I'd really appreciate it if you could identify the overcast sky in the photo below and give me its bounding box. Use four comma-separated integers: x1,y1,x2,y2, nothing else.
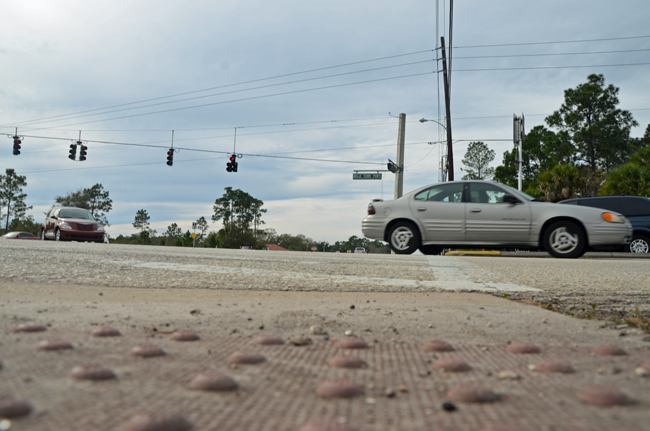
2,0,649,242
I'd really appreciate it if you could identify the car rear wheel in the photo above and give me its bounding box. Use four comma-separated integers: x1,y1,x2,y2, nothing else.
625,235,649,253
55,229,61,241
543,220,586,258
388,221,420,254
419,245,444,255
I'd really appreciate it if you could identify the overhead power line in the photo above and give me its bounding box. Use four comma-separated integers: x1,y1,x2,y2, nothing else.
451,48,650,60
11,60,435,130
444,62,650,72
1,49,433,129
17,72,434,129
452,34,650,49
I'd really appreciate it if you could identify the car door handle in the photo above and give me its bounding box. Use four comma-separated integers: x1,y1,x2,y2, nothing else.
470,208,482,213
417,207,426,211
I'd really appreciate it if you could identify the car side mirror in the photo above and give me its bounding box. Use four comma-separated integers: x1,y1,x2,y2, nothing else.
503,195,521,205
50,215,58,219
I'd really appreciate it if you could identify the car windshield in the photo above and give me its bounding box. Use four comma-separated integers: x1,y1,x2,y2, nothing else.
59,209,94,219
501,184,538,201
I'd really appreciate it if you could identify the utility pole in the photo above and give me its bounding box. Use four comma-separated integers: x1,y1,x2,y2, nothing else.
394,113,406,199
440,37,454,181
513,114,525,191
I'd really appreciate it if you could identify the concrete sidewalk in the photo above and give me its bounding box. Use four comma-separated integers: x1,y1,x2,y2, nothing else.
1,282,649,431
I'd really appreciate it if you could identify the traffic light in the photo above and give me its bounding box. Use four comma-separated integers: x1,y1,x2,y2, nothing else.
12,136,21,155
79,143,87,161
166,148,174,166
69,143,77,160
226,154,238,172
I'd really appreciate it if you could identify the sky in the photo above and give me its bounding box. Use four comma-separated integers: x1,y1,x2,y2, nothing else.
1,0,649,243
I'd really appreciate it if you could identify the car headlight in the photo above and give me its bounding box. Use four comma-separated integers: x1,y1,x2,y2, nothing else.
60,223,73,230
97,226,104,232
602,212,624,223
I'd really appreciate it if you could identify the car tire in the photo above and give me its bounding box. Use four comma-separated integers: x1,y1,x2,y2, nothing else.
388,221,420,254
40,229,46,241
625,234,649,253
543,220,586,259
419,245,444,255
55,229,61,242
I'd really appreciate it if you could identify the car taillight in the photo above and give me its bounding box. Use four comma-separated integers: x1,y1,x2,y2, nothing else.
368,204,376,215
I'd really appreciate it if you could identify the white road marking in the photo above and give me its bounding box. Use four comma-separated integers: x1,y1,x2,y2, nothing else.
427,256,542,292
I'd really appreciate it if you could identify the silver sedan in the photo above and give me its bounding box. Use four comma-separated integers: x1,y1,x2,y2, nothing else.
362,180,632,258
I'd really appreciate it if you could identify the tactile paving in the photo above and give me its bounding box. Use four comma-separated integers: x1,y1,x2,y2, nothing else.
0,326,648,431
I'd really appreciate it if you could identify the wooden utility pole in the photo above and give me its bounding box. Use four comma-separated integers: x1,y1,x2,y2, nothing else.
394,113,406,199
440,37,454,181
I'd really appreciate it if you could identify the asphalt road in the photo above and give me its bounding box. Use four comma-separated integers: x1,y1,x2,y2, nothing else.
2,240,648,323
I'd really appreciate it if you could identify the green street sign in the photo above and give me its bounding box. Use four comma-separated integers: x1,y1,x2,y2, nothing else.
353,173,382,180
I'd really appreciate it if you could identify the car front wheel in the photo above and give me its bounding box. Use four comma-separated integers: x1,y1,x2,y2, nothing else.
55,229,61,242
543,220,586,258
625,235,649,253
40,229,46,240
388,222,420,254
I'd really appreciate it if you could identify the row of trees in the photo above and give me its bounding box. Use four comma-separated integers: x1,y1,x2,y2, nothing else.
118,187,390,252
461,74,650,201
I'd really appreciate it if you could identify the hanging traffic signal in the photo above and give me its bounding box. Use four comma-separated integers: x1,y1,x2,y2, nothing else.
12,136,21,155
69,143,77,160
226,154,238,172
166,148,174,166
79,143,87,161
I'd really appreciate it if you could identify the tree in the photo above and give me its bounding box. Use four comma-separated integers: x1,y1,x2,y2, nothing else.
546,74,638,193
133,209,151,232
600,163,650,197
165,223,182,241
196,216,209,239
54,183,113,226
460,141,495,180
537,164,589,202
212,187,267,248
629,143,650,167
0,169,32,233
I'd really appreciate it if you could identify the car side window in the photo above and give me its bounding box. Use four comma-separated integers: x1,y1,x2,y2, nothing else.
425,183,464,202
414,189,429,201
468,183,508,204
622,197,650,216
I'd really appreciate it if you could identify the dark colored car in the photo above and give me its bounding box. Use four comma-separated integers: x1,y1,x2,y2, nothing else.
559,196,650,253
39,206,105,242
1,232,41,240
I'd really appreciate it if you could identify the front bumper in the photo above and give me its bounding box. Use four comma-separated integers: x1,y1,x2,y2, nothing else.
587,222,633,246
60,230,105,242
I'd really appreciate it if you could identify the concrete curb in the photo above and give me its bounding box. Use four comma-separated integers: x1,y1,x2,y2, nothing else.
445,250,650,258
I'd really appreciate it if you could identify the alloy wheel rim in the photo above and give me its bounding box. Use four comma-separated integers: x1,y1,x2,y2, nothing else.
391,227,413,250
549,227,578,254
629,239,649,253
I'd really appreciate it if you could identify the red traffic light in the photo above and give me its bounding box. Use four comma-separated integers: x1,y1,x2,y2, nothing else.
229,155,236,162
168,150,173,156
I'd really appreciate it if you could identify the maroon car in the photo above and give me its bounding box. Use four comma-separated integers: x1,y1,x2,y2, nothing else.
40,206,105,242
1,232,41,240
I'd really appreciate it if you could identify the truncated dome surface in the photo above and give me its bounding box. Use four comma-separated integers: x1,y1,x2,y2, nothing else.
0,328,648,431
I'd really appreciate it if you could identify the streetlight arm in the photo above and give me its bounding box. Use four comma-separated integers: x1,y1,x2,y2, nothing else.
419,118,447,130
